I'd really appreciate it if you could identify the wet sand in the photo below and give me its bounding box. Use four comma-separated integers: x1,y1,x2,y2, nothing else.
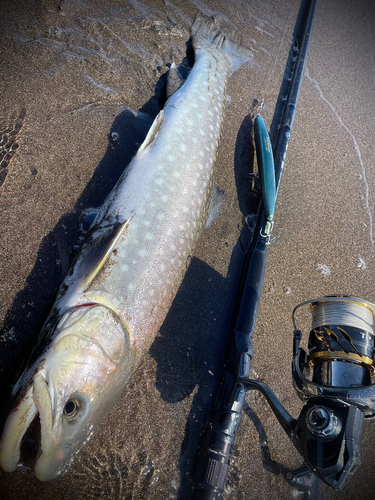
1,0,375,498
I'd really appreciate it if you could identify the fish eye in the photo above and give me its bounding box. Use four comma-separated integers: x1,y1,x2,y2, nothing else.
64,397,84,420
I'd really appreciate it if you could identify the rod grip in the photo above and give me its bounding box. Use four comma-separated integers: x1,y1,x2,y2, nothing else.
190,428,234,499
191,385,246,498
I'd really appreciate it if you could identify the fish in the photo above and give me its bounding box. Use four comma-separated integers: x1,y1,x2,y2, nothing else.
0,15,252,481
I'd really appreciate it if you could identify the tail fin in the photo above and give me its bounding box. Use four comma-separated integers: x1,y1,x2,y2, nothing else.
191,14,253,72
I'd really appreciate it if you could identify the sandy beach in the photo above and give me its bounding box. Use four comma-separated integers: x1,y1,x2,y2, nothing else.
0,0,375,498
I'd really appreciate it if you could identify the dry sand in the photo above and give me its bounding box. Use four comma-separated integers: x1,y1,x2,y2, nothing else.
0,0,374,498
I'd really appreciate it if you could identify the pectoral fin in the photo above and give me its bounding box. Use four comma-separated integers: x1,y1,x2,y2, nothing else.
79,209,99,233
76,219,130,291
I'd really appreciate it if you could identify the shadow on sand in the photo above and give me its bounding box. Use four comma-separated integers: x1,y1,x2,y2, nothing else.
148,111,260,498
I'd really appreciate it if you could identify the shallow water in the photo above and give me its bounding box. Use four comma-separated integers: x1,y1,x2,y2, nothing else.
1,0,375,498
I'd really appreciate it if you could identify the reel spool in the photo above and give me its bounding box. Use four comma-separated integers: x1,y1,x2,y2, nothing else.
308,297,375,387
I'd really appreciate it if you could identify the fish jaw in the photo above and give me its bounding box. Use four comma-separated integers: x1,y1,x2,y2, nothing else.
0,305,134,480
0,384,37,472
33,387,94,481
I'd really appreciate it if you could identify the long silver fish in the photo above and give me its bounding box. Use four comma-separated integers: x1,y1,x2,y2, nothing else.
0,16,252,481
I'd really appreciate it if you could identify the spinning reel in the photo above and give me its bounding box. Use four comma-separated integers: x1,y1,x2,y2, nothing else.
243,295,375,490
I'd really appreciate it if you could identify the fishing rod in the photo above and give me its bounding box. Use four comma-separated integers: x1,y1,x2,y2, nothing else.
190,0,318,493
192,0,375,495
189,0,322,496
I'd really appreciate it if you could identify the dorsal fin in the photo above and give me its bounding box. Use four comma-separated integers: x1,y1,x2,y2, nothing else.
167,63,183,97
137,110,164,153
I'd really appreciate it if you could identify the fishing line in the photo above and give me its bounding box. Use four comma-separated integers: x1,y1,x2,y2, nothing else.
311,300,374,333
365,0,375,92
257,0,299,115
293,296,375,379
293,296,375,332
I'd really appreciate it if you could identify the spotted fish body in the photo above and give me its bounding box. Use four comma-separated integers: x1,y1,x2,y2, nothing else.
0,17,252,481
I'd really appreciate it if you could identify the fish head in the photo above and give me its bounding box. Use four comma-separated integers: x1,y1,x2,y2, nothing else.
0,304,134,481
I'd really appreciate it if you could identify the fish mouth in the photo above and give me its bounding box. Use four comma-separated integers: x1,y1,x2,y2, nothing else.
0,383,38,473
19,412,41,469
0,371,56,478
